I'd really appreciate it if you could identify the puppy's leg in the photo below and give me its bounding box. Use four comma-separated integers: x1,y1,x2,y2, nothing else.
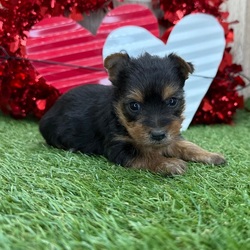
166,140,226,165
128,154,187,176
105,141,187,176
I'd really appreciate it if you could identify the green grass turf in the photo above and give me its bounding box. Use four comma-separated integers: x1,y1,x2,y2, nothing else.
0,105,250,250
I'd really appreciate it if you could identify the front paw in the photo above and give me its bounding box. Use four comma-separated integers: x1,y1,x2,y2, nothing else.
157,158,187,176
208,153,226,165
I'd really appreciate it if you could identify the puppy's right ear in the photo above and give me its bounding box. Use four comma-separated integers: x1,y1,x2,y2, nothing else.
104,53,130,84
168,53,194,80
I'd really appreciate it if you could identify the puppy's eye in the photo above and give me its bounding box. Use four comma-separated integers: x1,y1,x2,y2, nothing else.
166,97,178,107
129,102,141,112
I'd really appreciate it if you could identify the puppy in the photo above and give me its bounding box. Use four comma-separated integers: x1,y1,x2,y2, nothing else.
39,52,226,176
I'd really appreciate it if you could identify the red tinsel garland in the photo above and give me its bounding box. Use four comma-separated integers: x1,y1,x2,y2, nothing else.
0,0,246,125
0,0,110,118
157,0,245,125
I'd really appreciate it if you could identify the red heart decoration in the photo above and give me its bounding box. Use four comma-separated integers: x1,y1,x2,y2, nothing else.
26,4,159,93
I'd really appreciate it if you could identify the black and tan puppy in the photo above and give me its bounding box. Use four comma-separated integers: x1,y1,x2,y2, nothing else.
39,52,226,176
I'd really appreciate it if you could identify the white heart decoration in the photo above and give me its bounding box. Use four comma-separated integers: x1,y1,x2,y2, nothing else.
103,13,226,130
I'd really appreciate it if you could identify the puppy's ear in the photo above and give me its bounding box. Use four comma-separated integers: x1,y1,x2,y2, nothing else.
169,53,194,80
104,53,130,84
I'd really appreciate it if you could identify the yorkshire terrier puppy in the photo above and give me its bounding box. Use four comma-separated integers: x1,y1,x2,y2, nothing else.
39,52,226,176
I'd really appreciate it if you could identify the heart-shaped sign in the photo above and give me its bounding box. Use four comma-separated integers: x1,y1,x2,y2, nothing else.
103,13,226,130
26,4,158,93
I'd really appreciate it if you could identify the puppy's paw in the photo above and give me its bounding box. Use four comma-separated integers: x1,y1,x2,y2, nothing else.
157,158,187,176
208,153,226,165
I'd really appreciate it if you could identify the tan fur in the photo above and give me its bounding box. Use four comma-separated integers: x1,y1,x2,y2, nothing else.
126,147,187,175
115,102,146,142
127,89,144,103
166,118,184,140
165,140,226,165
125,138,225,175
162,86,178,100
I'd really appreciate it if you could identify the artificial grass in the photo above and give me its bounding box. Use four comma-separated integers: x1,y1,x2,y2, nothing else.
0,105,249,250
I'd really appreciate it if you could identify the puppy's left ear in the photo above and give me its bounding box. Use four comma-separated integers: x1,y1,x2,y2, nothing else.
104,53,130,85
169,53,194,79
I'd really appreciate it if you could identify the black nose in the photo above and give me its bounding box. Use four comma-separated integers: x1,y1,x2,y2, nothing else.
150,130,166,141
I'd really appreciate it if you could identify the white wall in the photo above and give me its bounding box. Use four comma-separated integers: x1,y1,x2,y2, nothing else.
226,0,250,97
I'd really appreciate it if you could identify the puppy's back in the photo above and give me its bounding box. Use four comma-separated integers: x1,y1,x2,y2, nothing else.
39,84,113,152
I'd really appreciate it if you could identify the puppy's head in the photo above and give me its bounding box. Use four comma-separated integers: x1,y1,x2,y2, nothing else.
104,52,194,146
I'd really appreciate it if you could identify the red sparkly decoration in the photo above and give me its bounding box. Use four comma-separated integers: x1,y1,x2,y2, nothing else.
0,0,246,125
0,0,110,118
158,0,246,125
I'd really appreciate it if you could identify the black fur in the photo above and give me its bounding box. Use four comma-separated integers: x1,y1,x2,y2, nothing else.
39,83,138,165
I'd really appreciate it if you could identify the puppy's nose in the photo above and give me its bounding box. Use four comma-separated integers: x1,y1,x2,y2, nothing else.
150,130,166,141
